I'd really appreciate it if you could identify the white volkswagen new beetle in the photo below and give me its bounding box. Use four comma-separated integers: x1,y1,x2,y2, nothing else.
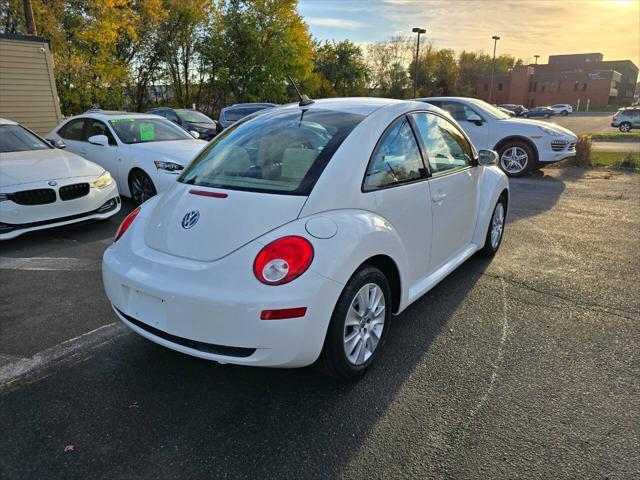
102,98,509,379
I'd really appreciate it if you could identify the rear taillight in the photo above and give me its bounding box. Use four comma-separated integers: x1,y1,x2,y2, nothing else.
253,236,314,285
114,206,141,242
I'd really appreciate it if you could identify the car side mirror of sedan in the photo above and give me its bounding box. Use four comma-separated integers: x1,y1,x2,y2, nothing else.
88,134,109,147
466,113,483,126
478,149,499,166
190,130,200,139
47,138,66,149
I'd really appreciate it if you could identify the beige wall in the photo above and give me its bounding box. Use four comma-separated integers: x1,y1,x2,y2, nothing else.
0,35,62,135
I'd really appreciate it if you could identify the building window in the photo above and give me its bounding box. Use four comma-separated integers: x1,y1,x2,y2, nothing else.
528,81,533,92
484,83,488,91
498,83,503,91
533,81,537,92
583,83,587,91
558,81,563,91
541,84,545,92
574,82,579,91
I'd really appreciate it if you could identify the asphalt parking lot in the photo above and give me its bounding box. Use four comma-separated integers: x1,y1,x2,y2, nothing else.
1,168,639,479
539,111,616,134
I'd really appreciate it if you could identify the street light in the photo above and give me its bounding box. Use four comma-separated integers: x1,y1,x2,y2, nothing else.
412,27,426,98
534,54,540,65
488,35,500,104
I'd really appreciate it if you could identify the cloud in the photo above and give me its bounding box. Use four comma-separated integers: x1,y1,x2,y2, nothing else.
305,17,366,29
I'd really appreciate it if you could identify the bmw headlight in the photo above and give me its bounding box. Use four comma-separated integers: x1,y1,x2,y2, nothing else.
538,125,563,137
90,171,113,188
154,161,184,172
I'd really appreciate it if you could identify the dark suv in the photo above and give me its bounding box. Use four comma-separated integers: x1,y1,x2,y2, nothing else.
219,103,276,129
146,108,220,140
499,104,527,116
611,107,640,132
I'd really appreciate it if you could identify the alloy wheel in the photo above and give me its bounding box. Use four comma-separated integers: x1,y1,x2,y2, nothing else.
131,173,156,205
500,147,529,174
491,203,505,249
343,283,385,365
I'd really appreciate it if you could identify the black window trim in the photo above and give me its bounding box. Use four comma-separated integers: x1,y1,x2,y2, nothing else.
410,110,477,179
361,113,429,193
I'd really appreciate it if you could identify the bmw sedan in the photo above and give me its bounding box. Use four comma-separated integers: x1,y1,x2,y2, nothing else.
0,118,120,240
102,98,509,380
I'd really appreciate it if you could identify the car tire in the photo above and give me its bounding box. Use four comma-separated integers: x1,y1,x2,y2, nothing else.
544,114,551,118
316,266,392,381
619,122,632,133
481,196,507,256
561,110,569,116
498,141,535,177
128,169,157,205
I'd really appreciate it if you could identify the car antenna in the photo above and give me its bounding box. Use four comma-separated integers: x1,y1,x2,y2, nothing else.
287,75,314,107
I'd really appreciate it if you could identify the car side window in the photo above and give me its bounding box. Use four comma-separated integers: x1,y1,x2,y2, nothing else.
58,119,86,141
411,112,473,176
86,120,117,145
363,116,425,191
437,102,479,123
166,110,179,123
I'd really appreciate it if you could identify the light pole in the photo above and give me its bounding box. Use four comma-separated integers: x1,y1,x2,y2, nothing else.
412,27,426,98
488,35,500,104
534,54,540,65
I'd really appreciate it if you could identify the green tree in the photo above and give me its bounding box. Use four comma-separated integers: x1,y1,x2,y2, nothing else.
313,40,369,97
366,35,412,98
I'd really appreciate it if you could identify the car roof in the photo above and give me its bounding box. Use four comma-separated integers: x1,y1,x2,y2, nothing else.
272,97,419,117
225,103,277,108
0,118,18,125
68,110,164,121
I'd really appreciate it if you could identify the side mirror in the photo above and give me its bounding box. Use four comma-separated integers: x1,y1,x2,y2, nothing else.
47,138,66,149
466,113,483,125
88,134,109,146
478,149,499,166
190,130,200,139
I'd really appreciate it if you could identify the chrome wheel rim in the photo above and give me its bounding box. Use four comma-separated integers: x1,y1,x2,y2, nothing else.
620,123,630,132
500,147,529,174
131,174,155,204
491,203,505,249
343,283,385,365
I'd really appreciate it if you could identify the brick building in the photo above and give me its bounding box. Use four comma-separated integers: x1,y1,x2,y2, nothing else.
476,53,638,108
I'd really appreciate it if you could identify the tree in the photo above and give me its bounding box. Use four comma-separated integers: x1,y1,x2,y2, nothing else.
366,35,412,98
313,40,369,97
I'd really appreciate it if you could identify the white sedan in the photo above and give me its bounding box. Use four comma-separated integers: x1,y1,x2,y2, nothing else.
47,111,207,205
417,97,578,177
102,98,508,380
0,118,120,240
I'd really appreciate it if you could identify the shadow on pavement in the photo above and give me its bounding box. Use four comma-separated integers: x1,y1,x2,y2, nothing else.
0,255,493,479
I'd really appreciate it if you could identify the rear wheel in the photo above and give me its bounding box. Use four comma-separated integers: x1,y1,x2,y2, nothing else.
128,170,157,205
498,141,535,177
561,110,569,116
481,197,507,256
317,266,391,381
619,122,632,133
544,113,551,118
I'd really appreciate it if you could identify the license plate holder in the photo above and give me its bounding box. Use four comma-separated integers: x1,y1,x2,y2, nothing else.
127,288,167,330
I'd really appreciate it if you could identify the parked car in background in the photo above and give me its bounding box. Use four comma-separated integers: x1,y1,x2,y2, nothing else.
416,97,577,177
497,106,515,117
146,107,221,140
521,106,555,118
47,110,207,205
103,97,508,380
0,118,120,240
499,104,527,116
551,104,573,116
611,107,640,132
219,103,276,129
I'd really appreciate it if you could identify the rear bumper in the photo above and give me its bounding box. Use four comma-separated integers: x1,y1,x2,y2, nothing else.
102,238,344,368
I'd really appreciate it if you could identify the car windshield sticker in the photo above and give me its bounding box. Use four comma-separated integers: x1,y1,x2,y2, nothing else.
110,118,135,123
139,123,155,141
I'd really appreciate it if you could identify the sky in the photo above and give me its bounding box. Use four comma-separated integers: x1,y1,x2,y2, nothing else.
298,0,640,67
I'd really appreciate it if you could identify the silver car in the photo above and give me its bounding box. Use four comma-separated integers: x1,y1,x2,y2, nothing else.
611,107,640,132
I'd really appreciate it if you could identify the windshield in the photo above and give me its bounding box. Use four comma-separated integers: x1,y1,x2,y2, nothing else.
0,124,51,153
109,118,193,144
467,98,512,120
176,110,215,124
179,108,364,195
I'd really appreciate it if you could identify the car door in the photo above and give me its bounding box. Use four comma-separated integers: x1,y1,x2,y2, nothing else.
82,119,120,177
429,100,490,150
362,115,433,287
411,111,480,271
56,118,88,157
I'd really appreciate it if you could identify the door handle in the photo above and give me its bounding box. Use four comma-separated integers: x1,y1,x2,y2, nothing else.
432,192,447,204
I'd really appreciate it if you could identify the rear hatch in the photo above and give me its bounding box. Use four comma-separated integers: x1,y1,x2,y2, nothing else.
144,184,306,261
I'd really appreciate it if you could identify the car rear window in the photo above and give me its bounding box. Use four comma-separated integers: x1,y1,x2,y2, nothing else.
179,108,364,195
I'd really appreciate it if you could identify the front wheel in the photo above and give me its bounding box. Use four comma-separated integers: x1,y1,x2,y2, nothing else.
317,266,391,381
561,110,569,116
128,170,157,205
498,142,534,177
619,122,632,133
481,197,507,256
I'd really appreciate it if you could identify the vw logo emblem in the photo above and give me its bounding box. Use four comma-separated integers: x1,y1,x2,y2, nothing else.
48,180,58,187
181,210,200,229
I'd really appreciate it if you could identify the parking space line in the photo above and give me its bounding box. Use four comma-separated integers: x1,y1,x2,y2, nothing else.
0,257,100,271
